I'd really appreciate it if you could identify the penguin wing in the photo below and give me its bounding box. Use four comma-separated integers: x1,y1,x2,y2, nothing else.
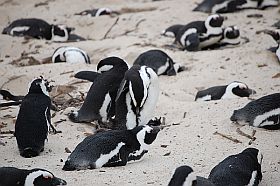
74,71,100,82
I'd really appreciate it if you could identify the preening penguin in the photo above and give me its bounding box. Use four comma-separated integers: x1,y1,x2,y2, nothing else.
0,167,67,186
195,81,255,101
2,18,73,42
133,49,185,76
75,7,113,17
114,65,159,130
15,77,57,158
69,57,129,123
62,124,161,171
230,93,280,130
208,148,263,186
52,46,91,64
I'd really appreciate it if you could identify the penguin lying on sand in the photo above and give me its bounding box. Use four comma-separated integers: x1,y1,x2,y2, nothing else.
263,29,280,61
0,167,67,186
161,24,184,38
62,122,161,171
195,81,255,101
75,7,114,17
2,18,74,42
52,46,91,64
15,77,58,158
69,57,129,123
169,166,215,186
133,49,185,76
0,89,24,107
231,93,280,130
208,148,263,186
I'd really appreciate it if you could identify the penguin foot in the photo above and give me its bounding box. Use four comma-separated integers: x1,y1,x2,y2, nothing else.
20,147,40,158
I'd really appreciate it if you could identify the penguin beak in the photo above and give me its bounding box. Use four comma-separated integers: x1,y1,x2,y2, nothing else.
51,177,67,185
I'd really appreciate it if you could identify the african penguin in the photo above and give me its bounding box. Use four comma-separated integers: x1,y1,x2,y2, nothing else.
230,93,280,130
75,7,113,17
69,56,129,123
195,81,256,101
240,0,279,9
133,49,185,76
2,18,73,42
175,14,224,51
114,65,159,130
62,123,161,171
0,89,24,107
161,24,184,38
208,148,263,186
15,77,58,158
52,46,91,64
169,166,215,186
193,0,247,13
0,167,67,186
264,29,280,61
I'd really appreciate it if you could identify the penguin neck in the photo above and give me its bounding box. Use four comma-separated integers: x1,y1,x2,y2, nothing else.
221,84,240,99
51,26,69,42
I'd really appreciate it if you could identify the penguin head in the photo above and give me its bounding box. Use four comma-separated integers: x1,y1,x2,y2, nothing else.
52,46,67,63
205,14,224,29
26,169,67,186
226,81,256,98
51,25,73,42
28,77,53,96
223,26,240,45
132,125,160,149
97,56,129,73
168,166,197,186
241,148,263,165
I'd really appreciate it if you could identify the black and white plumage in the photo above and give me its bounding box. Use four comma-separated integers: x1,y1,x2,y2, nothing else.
169,166,215,186
75,7,113,17
161,24,184,38
114,65,159,130
0,167,67,186
230,93,280,130
15,77,57,158
208,148,263,186
133,49,185,76
195,81,255,101
62,123,160,171
0,89,24,107
2,18,73,42
264,29,280,61
240,0,279,10
69,57,129,123
175,14,224,51
52,46,91,64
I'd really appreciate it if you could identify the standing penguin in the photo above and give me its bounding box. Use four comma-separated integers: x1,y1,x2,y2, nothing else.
114,65,159,130
62,123,161,171
230,93,280,130
264,29,280,62
69,57,129,123
208,148,263,186
2,18,73,42
169,166,215,186
0,167,67,186
133,49,185,76
75,7,113,17
52,46,91,64
15,77,57,158
195,81,256,101
175,14,224,51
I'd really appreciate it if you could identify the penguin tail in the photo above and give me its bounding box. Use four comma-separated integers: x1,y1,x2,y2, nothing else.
62,160,77,171
20,147,40,158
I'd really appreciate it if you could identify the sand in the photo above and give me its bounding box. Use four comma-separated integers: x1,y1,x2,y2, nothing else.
0,0,280,185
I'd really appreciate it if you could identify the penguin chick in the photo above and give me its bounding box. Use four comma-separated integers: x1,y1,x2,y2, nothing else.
62,125,160,171
52,46,91,64
15,77,57,158
0,167,67,186
2,18,73,42
230,93,280,130
195,81,256,101
208,148,263,186
133,49,185,76
114,65,159,130
75,7,113,17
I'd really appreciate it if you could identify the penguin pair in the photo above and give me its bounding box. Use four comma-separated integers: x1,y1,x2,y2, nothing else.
169,148,262,186
133,49,185,76
75,7,113,17
15,77,58,158
231,93,280,130
195,81,256,101
52,46,91,64
2,18,74,42
62,121,161,171
263,29,280,62
0,167,67,186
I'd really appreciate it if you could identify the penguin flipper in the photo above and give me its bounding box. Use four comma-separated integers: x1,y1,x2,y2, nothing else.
74,71,100,82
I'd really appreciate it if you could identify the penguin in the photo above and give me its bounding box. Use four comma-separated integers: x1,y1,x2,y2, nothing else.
195,81,256,101
52,46,91,64
75,7,113,17
133,49,185,76
240,0,279,10
62,123,161,171
175,14,224,51
263,29,280,61
68,57,129,123
230,93,280,130
2,18,74,42
208,148,263,186
169,166,215,186
15,77,58,158
0,167,67,186
161,24,184,38
0,89,24,107
114,65,159,130
193,0,247,13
